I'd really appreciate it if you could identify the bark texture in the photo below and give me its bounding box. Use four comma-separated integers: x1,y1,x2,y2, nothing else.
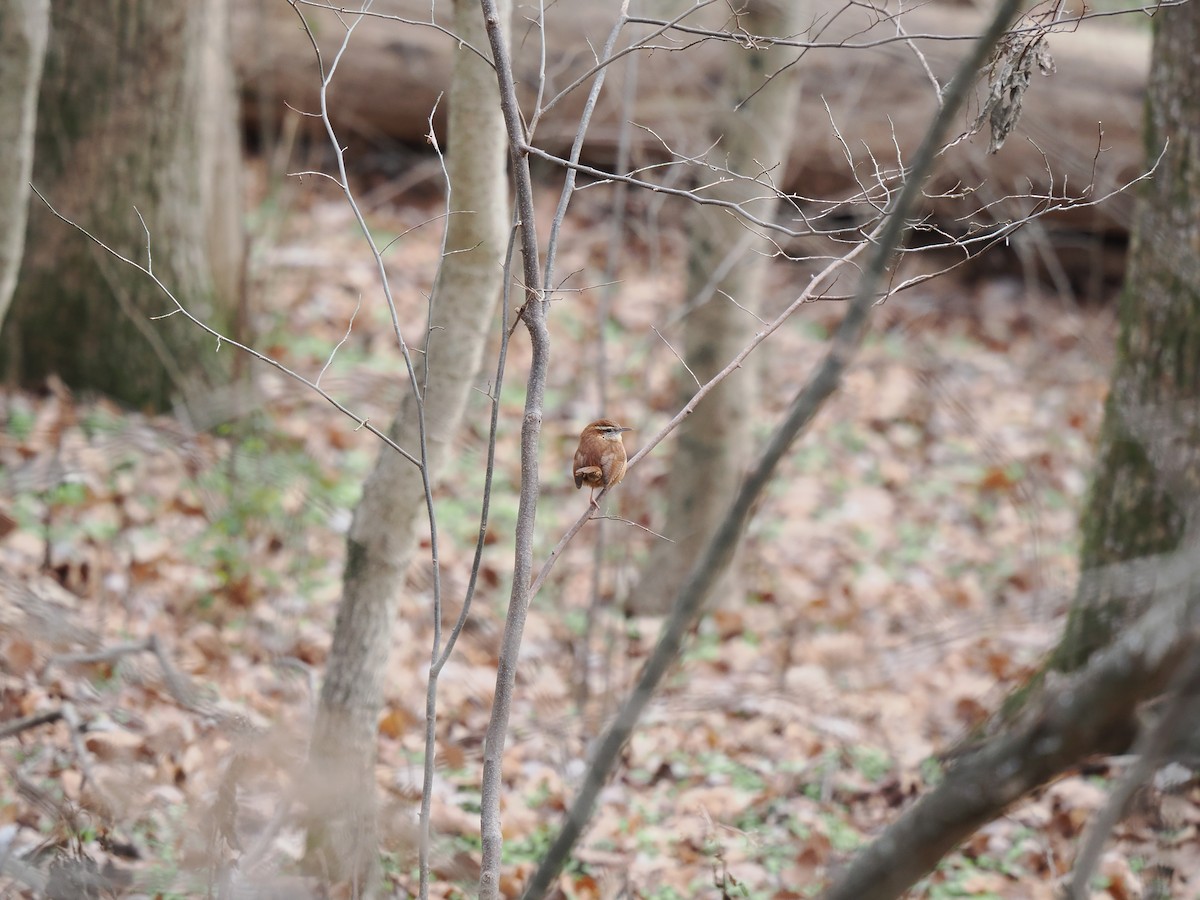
1,0,242,413
0,0,49,325
631,0,802,613
1051,0,1200,672
305,0,510,885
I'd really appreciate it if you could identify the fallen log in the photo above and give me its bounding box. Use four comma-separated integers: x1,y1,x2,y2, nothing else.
235,1,1148,240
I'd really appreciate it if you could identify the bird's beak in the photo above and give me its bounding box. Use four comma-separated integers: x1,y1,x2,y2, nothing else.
618,426,633,433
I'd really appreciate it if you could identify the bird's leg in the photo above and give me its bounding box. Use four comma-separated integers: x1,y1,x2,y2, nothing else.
589,488,600,510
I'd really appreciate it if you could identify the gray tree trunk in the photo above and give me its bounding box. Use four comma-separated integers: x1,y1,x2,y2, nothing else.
0,0,242,414
632,0,803,614
0,0,49,326
305,0,511,886
1049,0,1200,674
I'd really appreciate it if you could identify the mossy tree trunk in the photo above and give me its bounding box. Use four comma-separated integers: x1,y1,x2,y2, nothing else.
1049,0,1200,673
1,0,242,414
632,0,802,614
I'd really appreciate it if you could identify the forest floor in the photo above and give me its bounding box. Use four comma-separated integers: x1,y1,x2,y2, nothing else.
1,159,1197,899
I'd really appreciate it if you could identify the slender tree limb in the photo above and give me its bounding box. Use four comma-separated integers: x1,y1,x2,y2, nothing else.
291,0,494,65
48,639,155,668
541,2,627,296
29,186,420,468
476,0,553,894
624,1,1184,49
535,1,718,123
575,43,639,722
1067,645,1200,899
419,218,520,898
434,220,520,679
821,581,1200,900
415,72,459,899
47,634,206,715
525,138,1143,245
0,708,64,741
528,230,875,598
519,0,1024,894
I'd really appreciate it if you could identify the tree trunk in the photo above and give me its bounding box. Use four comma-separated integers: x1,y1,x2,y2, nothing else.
631,0,803,614
1050,0,1200,673
0,0,243,414
0,0,49,325
304,0,511,886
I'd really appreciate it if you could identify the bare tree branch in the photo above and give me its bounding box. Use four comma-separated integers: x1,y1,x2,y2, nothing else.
821,577,1200,900
519,0,1026,895
0,708,64,741
29,186,420,467
1067,647,1200,899
625,0,1186,50
476,0,553,893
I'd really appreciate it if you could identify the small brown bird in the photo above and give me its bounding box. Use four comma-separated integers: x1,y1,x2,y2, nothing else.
573,418,633,508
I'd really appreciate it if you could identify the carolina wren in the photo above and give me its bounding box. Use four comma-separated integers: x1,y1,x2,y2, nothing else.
573,419,633,508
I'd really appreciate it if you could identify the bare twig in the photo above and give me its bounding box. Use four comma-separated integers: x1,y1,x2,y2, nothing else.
650,326,701,388
590,514,673,543
48,638,155,668
529,229,875,598
418,215,520,896
520,0,1025,894
47,635,213,717
29,186,421,468
291,0,493,65
477,0,553,895
316,293,362,388
0,708,64,741
821,584,1200,900
60,704,105,806
576,44,641,723
1068,646,1200,899
434,221,519,679
414,88,457,900
895,0,943,104
624,1,1184,49
541,2,628,299
536,1,720,122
